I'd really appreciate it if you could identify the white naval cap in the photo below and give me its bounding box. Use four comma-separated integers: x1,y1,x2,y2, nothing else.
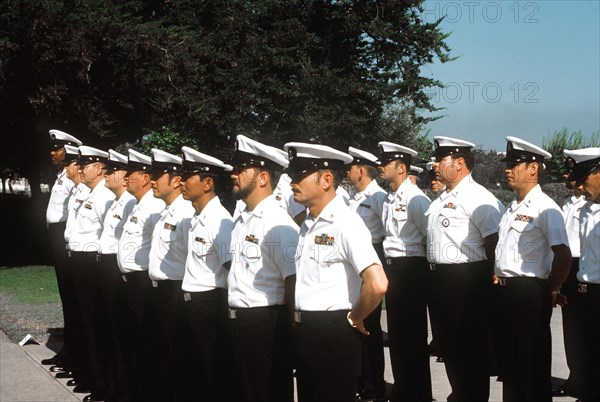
127,149,152,173
181,146,233,173
77,145,109,165
106,149,128,171
377,141,418,165
63,144,80,163
564,148,600,183
501,136,551,163
233,135,289,169
433,136,475,159
150,148,184,175
49,129,83,149
347,146,379,167
283,142,353,177
409,165,424,174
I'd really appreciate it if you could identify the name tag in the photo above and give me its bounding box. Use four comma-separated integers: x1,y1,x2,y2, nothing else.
515,214,534,223
194,237,206,244
245,234,259,244
130,216,138,223
84,203,92,210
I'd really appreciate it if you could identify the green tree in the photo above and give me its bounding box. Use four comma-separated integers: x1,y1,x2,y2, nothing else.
542,128,600,183
1,0,451,188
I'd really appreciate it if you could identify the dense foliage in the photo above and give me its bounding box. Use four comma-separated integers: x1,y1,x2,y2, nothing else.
1,0,452,191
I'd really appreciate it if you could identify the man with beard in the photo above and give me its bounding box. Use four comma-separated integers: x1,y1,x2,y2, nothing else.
227,135,298,402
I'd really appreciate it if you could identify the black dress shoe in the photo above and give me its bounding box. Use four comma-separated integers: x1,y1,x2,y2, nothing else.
83,393,105,402
551,386,566,397
66,379,78,386
41,355,61,365
73,384,91,393
55,371,74,379
49,365,66,372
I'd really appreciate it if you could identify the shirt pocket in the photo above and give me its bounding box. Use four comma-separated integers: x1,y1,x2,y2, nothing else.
192,238,215,260
510,219,535,233
160,226,178,243
437,208,460,229
310,245,342,283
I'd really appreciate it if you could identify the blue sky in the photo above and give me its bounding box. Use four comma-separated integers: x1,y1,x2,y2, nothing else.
420,0,600,152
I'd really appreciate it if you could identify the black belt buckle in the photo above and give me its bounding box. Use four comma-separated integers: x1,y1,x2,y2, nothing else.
228,309,237,319
578,283,588,293
498,277,507,286
429,263,436,271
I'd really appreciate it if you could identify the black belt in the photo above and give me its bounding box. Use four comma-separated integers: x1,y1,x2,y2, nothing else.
151,279,182,288
95,253,117,262
497,276,547,287
68,250,99,260
183,288,222,302
578,282,600,294
227,305,284,320
121,270,148,282
294,309,349,323
385,256,425,265
429,261,486,271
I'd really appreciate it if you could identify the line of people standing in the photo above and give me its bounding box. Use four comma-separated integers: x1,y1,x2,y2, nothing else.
43,127,599,402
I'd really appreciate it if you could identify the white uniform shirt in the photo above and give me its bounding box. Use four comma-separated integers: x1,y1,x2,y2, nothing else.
228,195,298,308
349,180,386,244
578,201,600,284
382,178,430,257
46,169,75,224
99,191,136,255
117,190,165,273
148,195,194,281
426,174,504,264
563,195,586,258
64,183,91,242
182,196,234,292
295,195,381,311
495,185,569,278
68,179,115,252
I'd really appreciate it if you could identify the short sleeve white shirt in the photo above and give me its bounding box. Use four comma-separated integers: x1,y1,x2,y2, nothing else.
46,169,75,224
563,195,586,258
495,185,569,278
182,196,234,292
148,195,194,281
228,195,299,308
578,201,600,284
117,190,165,273
295,195,382,311
64,183,91,242
99,191,136,255
426,174,504,264
349,180,387,243
68,179,115,252
382,178,431,257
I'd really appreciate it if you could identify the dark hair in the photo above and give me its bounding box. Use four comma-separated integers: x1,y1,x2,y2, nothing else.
256,167,281,191
450,150,475,170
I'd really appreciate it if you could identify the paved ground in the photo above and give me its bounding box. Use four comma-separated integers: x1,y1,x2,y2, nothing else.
1,308,579,402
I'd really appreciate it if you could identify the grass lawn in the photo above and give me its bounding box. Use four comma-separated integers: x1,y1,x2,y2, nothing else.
0,265,60,304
